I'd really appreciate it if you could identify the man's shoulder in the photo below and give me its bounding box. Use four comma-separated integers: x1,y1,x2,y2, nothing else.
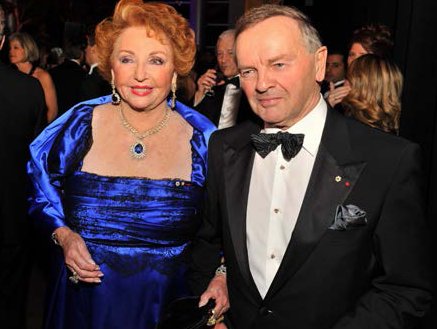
49,60,86,77
341,113,419,155
211,120,260,145
0,63,43,93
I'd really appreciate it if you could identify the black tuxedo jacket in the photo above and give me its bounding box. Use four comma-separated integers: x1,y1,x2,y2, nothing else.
190,108,433,329
49,59,87,116
78,68,111,102
194,81,261,127
0,62,46,244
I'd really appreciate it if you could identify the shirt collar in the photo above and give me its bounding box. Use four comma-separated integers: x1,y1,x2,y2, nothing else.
88,63,98,75
262,94,327,157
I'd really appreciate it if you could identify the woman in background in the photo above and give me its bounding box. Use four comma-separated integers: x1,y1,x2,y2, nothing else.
342,53,403,134
9,32,58,122
27,0,227,328
327,24,394,108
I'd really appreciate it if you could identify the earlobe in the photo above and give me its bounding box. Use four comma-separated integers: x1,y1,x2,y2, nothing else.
315,46,328,82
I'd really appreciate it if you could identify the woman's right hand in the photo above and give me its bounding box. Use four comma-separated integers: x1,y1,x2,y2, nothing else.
53,226,104,283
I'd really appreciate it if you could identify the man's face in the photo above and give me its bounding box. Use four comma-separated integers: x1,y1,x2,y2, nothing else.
216,34,238,78
325,54,345,83
85,43,97,66
236,16,326,129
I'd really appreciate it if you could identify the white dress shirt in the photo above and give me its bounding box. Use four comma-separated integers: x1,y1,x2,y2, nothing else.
218,80,242,129
246,95,327,298
88,63,98,75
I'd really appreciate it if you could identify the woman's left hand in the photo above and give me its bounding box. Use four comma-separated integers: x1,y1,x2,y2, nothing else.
199,274,229,321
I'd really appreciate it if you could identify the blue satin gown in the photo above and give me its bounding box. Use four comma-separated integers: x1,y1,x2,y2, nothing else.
27,96,216,329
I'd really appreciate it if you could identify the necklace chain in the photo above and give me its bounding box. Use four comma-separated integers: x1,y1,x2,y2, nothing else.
118,103,171,140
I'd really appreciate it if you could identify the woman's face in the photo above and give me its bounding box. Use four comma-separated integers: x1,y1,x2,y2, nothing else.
9,39,26,64
111,26,175,112
347,42,368,66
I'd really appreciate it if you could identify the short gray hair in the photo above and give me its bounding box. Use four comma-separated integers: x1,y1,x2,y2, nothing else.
217,29,235,43
235,4,322,53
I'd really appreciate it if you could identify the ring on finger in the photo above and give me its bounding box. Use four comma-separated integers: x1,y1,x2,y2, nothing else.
207,313,224,326
68,270,79,284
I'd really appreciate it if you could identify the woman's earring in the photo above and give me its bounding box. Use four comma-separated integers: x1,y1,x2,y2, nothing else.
111,76,121,105
171,74,177,109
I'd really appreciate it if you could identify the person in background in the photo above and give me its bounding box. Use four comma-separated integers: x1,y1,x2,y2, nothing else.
189,4,433,328
193,29,259,128
27,1,227,328
9,32,58,122
322,48,346,96
342,53,403,134
0,3,47,328
176,70,197,106
78,27,111,101
347,23,394,65
45,47,64,70
327,23,394,108
49,38,87,116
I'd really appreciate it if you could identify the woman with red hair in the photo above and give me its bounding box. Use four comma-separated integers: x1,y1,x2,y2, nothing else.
27,1,227,328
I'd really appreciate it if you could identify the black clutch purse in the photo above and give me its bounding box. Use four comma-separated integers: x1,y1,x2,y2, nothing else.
156,296,217,329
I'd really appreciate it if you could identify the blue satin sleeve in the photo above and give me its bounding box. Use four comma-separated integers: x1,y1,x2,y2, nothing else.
27,96,109,236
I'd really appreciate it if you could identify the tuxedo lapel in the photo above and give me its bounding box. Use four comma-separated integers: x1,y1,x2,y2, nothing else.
265,110,367,300
223,122,261,294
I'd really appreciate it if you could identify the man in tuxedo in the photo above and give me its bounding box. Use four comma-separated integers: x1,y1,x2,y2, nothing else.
193,29,259,128
49,40,87,116
321,48,346,98
79,29,111,101
0,4,46,327
190,4,433,329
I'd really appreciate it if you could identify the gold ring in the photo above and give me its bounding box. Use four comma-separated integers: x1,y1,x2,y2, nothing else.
207,310,224,326
68,271,79,284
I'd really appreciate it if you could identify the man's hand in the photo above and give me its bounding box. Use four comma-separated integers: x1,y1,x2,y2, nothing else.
193,69,224,106
327,80,351,107
199,274,230,321
197,69,218,95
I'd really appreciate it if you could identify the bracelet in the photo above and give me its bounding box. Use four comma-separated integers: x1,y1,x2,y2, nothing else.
215,264,227,276
51,232,61,246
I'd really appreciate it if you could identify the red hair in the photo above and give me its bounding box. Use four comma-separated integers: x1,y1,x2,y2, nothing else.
95,0,195,81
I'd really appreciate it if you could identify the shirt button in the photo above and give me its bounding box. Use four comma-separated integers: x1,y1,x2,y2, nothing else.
280,165,285,170
273,208,279,214
270,254,276,259
175,181,181,187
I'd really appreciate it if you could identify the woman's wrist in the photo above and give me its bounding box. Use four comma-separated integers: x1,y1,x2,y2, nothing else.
51,226,72,247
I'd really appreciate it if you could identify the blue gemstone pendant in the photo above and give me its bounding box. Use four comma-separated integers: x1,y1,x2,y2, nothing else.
130,141,146,159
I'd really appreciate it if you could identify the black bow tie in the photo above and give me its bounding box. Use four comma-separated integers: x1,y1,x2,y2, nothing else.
251,132,304,161
225,76,240,88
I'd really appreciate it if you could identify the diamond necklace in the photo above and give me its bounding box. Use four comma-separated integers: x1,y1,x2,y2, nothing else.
118,103,171,159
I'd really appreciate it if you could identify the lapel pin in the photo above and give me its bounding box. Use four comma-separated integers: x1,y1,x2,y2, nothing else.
335,175,342,182
345,181,351,187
